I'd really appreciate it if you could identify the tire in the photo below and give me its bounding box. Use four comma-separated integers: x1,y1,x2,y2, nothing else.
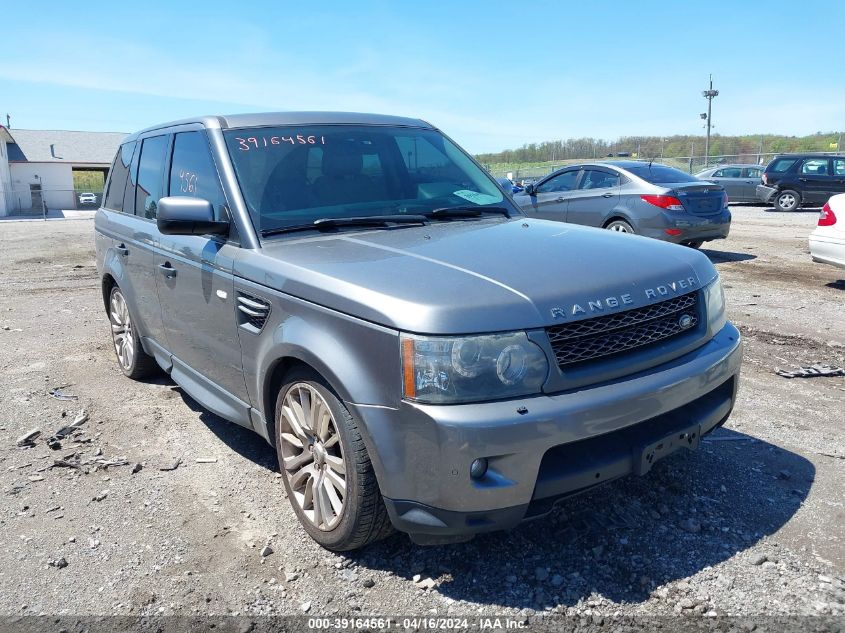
275,368,393,551
605,219,635,234
108,285,159,380
684,240,704,249
774,189,800,212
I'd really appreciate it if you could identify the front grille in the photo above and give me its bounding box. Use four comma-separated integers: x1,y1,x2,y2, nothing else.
547,292,698,368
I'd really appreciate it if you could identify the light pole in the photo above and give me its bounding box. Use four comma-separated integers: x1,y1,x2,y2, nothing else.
701,74,719,168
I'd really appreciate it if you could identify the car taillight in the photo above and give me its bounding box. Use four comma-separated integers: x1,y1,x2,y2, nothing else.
762,173,768,185
641,194,684,211
819,202,837,226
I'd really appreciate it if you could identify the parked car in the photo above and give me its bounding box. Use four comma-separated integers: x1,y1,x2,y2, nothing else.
495,177,524,194
512,161,731,248
95,113,741,550
756,154,845,211
78,192,97,205
809,194,845,270
695,164,763,202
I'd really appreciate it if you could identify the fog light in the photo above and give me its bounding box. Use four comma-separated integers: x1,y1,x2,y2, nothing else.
470,458,488,480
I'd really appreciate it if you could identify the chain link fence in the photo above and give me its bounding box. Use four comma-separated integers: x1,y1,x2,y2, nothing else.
486,151,844,182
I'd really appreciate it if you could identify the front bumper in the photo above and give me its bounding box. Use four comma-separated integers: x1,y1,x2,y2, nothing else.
757,184,777,203
349,323,742,538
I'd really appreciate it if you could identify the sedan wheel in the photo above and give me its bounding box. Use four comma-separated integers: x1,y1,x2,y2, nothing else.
280,383,347,531
606,219,635,234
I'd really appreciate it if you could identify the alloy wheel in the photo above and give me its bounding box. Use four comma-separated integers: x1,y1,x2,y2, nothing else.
279,383,346,531
110,290,134,371
608,222,632,233
778,193,796,209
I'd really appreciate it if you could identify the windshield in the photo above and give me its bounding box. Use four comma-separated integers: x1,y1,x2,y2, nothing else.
626,164,698,184
223,125,507,234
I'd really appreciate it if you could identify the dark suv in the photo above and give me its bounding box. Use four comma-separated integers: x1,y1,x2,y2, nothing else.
756,154,845,211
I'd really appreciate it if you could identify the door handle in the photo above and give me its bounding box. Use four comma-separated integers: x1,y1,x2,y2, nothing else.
115,243,128,256
556,197,565,203
799,177,808,182
602,192,614,198
158,262,177,278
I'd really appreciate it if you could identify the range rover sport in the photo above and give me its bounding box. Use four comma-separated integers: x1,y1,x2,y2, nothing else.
95,112,742,550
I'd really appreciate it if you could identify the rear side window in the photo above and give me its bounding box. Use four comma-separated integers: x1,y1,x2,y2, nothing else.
800,159,829,175
135,135,170,219
742,167,762,178
103,142,136,212
834,159,845,176
767,158,797,173
714,167,741,178
578,169,620,190
169,132,227,221
626,165,697,184
537,170,578,193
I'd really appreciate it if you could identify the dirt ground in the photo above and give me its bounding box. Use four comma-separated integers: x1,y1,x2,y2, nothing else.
0,206,843,622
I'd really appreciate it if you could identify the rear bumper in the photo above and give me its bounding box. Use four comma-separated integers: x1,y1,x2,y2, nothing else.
757,184,778,203
641,209,731,244
809,233,845,270
352,322,742,539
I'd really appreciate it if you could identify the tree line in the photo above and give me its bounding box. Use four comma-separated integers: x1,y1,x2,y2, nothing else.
475,132,842,164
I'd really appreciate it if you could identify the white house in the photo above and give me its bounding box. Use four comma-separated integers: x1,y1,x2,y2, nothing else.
0,126,126,216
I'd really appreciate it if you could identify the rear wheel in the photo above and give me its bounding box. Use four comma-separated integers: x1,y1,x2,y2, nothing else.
774,189,800,212
275,368,393,551
605,219,635,234
108,285,158,379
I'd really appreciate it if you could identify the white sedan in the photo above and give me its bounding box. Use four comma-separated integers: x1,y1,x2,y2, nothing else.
810,194,845,270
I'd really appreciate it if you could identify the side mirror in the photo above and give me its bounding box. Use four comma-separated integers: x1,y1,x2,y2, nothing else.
524,183,535,195
157,196,229,236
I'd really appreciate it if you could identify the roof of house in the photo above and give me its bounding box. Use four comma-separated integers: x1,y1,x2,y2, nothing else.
5,129,127,165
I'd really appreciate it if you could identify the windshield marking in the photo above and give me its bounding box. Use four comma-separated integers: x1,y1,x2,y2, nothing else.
234,135,326,151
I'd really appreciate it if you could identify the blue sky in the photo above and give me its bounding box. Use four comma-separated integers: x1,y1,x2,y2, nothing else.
1,0,843,153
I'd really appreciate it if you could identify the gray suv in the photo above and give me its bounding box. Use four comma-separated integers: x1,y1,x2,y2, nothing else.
95,112,742,550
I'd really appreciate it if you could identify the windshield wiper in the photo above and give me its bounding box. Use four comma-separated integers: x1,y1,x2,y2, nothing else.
428,205,511,219
260,214,428,237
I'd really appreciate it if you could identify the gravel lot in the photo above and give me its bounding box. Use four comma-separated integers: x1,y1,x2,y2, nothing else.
1,206,843,623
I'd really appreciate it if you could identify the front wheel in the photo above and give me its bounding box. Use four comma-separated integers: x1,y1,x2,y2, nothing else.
774,190,800,212
275,369,393,551
605,219,635,234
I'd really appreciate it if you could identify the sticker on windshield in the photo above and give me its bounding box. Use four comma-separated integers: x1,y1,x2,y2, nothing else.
453,190,500,205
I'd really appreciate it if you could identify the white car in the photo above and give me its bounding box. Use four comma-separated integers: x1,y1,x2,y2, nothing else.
78,192,97,205
809,193,845,270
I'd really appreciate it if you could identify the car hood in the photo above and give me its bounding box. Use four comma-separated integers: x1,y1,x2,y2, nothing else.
241,218,718,334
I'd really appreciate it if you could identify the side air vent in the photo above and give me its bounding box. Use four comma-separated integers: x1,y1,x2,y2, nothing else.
237,293,271,333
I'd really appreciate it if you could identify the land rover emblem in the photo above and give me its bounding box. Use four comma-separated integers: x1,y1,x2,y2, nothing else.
678,314,694,329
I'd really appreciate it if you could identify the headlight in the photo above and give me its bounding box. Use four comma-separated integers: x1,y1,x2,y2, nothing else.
704,275,726,333
401,332,548,404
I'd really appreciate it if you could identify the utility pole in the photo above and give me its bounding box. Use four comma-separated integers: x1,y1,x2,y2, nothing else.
701,74,719,167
